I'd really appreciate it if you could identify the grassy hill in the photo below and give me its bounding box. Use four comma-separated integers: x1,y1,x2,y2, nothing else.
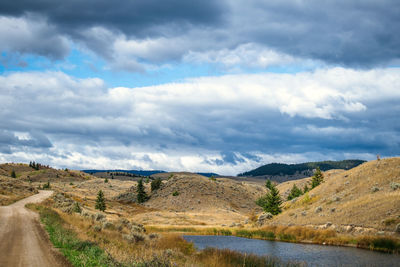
273,158,400,233
238,160,366,182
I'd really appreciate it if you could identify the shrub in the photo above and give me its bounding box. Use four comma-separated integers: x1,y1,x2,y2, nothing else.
95,190,106,212
287,184,303,200
104,178,108,183
10,170,16,178
73,202,82,213
311,167,324,188
172,191,179,196
42,181,51,189
151,178,162,192
136,179,148,203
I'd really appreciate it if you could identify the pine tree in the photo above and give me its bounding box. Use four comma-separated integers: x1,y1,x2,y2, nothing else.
151,178,162,192
311,167,324,188
257,183,282,215
95,190,106,212
265,179,273,190
104,178,108,183
287,184,303,200
137,179,148,203
11,170,16,178
303,184,310,193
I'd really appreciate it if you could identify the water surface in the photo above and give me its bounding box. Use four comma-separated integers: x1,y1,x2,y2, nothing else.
184,235,400,267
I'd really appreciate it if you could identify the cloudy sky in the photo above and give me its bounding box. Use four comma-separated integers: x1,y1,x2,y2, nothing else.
0,1,399,175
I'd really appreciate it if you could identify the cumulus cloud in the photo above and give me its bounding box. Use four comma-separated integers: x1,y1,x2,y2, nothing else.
0,68,399,173
1,0,399,70
0,15,69,60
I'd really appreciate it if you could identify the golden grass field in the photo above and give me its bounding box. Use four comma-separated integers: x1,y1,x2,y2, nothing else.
1,157,400,265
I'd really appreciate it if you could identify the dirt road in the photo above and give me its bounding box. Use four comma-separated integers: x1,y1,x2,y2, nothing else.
0,190,68,267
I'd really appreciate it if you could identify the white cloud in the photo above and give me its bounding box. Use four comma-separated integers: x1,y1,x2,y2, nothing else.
0,68,399,174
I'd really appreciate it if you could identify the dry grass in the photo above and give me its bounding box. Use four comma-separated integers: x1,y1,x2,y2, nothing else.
273,158,400,232
0,175,37,205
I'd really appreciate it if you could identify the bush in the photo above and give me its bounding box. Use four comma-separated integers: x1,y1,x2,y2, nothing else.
151,178,162,192
95,190,106,212
73,202,82,213
287,184,303,200
311,167,324,188
42,181,51,189
10,170,16,178
137,179,148,203
172,191,179,196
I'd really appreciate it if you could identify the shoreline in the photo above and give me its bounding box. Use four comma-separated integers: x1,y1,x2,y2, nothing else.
147,225,400,254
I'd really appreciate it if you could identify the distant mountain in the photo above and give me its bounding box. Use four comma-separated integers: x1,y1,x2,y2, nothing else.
82,169,219,178
196,172,219,178
238,160,366,181
82,169,166,176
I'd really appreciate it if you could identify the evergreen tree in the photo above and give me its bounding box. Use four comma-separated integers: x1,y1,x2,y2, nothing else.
11,170,16,178
265,179,273,190
151,178,162,192
104,178,108,183
287,184,303,200
303,184,310,193
95,190,106,212
256,183,282,215
136,179,148,203
311,167,324,188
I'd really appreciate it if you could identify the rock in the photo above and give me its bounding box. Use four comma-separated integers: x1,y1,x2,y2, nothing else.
371,186,380,193
315,206,322,213
257,212,273,225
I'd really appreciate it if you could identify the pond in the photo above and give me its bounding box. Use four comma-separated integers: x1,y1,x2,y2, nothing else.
184,235,400,267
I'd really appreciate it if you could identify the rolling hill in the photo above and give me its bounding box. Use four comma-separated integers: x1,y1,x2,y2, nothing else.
238,159,366,182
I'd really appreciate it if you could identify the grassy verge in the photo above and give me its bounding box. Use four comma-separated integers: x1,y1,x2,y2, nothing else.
148,225,400,253
28,204,116,267
28,204,303,267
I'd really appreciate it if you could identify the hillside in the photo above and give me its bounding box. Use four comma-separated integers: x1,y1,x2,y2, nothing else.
238,159,366,182
270,158,400,234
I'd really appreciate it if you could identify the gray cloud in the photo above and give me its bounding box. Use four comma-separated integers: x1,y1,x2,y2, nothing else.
0,15,69,59
0,68,399,173
1,0,399,69
0,0,225,36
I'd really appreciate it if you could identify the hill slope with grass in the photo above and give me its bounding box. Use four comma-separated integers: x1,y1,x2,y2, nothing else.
270,158,400,234
238,159,366,182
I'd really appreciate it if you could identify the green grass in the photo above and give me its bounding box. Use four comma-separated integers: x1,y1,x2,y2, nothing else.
35,206,116,267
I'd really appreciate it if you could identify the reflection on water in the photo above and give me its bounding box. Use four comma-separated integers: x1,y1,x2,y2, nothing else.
184,235,400,267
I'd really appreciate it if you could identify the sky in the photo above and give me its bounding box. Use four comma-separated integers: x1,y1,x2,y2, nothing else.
0,0,399,175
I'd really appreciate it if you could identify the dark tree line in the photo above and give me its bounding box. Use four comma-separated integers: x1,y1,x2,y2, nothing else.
29,161,49,170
